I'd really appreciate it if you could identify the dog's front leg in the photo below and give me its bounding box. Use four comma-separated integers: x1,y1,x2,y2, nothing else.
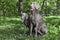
34,23,38,38
30,23,33,36
24,27,26,34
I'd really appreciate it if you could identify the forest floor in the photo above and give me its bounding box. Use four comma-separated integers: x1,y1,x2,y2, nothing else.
0,16,60,40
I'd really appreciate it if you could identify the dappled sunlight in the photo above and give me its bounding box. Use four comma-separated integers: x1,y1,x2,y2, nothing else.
44,16,60,18
0,16,22,30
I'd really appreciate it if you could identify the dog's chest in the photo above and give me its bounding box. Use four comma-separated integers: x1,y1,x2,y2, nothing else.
31,14,41,24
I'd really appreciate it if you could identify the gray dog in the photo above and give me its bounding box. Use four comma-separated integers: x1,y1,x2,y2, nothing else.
30,2,47,37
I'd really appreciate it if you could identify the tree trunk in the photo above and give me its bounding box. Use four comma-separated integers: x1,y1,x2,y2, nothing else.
56,0,60,9
18,0,23,16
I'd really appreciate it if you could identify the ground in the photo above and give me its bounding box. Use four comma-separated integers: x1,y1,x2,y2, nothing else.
0,16,60,40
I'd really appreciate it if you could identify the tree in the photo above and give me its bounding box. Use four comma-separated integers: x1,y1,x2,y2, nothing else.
18,0,23,16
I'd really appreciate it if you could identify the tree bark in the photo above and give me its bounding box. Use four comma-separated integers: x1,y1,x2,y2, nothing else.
56,0,60,9
18,0,23,15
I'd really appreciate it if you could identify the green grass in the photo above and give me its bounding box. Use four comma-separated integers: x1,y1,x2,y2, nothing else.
0,16,60,40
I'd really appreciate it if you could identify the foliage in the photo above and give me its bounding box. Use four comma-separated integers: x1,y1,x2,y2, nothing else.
0,0,60,16
0,0,18,16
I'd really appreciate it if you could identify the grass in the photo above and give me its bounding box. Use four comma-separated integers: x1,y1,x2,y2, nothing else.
0,16,60,40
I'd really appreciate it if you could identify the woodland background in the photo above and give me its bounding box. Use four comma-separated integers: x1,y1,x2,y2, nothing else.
0,0,60,40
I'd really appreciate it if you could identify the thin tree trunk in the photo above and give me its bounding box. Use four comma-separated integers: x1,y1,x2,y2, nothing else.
18,0,23,16
41,0,46,10
41,0,48,16
56,0,60,9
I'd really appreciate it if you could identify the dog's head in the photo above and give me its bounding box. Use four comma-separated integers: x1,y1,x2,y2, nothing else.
21,13,28,23
30,2,39,11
